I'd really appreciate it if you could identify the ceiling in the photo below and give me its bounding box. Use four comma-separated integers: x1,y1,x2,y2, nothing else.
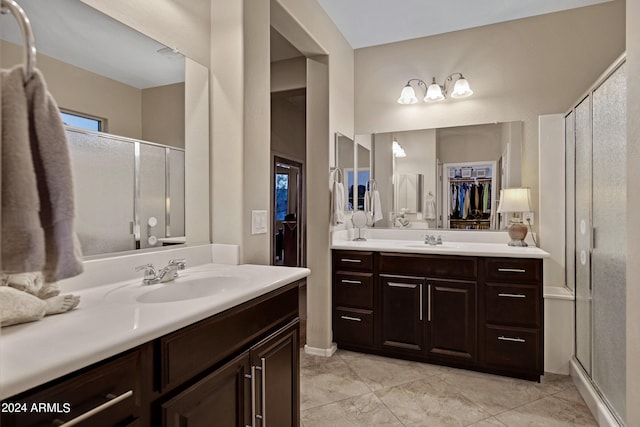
315,0,614,49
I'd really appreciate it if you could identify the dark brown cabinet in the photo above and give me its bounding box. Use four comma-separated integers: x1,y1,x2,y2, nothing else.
2,281,302,427
426,279,476,362
162,351,251,427
0,348,144,427
332,250,543,381
380,274,425,354
162,321,299,427
482,257,543,378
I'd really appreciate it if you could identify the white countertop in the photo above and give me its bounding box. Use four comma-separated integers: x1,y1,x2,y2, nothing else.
0,263,310,399
332,235,549,259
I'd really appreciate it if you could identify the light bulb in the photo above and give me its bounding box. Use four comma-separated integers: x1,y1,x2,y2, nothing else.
424,79,445,102
451,77,473,98
397,84,418,104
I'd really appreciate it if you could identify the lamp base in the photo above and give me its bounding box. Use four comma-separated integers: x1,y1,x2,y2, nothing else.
507,222,528,247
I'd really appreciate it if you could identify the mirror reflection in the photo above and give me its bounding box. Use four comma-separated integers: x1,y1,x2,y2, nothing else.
371,121,523,230
1,0,187,256
335,133,354,211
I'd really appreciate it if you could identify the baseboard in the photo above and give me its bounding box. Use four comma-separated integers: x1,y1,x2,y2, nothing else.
304,343,337,357
570,358,623,426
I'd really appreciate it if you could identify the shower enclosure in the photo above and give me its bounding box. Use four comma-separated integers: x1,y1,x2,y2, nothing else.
67,128,185,257
565,57,626,424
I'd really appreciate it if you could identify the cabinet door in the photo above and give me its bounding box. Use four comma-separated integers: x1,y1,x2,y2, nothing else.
162,351,251,427
250,321,300,427
426,279,477,362
380,275,425,354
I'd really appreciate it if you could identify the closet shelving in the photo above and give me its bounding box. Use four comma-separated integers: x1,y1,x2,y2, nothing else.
442,162,497,230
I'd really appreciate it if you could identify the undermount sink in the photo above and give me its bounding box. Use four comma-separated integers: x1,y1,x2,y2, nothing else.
105,273,248,304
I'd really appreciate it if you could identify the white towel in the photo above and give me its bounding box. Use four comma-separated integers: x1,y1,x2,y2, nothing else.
370,190,383,223
424,195,436,220
331,179,346,225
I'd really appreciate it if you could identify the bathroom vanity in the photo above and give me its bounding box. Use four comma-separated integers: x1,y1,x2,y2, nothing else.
332,230,548,381
0,263,309,427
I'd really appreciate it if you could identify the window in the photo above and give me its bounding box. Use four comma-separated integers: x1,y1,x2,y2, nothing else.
275,173,289,221
60,111,104,132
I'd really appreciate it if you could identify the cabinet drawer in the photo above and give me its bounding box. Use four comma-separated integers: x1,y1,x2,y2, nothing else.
485,258,541,282
485,326,541,372
2,350,141,427
485,283,540,327
334,308,374,347
334,272,373,308
159,284,298,391
379,253,477,279
333,251,374,271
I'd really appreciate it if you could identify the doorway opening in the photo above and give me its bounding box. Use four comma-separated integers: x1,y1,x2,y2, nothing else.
273,157,304,267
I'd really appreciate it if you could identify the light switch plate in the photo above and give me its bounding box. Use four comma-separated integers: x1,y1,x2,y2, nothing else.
251,210,268,235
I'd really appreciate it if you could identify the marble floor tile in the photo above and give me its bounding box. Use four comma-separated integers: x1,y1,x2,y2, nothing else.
299,350,597,426
495,395,598,426
439,368,550,415
467,418,507,427
301,393,403,427
337,350,448,391
300,351,372,410
376,378,492,426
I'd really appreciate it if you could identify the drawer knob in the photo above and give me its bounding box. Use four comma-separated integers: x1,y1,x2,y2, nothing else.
340,315,362,322
497,268,526,273
341,258,362,263
341,279,362,285
497,293,526,299
497,336,526,343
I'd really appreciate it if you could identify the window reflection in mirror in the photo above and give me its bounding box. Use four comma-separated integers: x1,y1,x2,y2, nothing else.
1,0,189,256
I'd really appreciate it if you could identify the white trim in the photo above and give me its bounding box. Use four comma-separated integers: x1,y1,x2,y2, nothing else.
304,343,338,357
570,358,622,427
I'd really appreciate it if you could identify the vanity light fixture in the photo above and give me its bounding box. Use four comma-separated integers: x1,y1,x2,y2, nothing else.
397,73,473,104
497,187,532,247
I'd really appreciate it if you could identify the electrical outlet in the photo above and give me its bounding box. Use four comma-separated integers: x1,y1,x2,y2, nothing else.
523,211,534,226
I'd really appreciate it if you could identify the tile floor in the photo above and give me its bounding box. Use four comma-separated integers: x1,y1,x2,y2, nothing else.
300,349,597,427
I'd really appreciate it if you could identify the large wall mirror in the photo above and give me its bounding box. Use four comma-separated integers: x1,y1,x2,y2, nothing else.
368,121,523,230
1,0,209,257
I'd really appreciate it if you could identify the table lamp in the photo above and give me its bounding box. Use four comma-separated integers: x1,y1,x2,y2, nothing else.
497,187,532,247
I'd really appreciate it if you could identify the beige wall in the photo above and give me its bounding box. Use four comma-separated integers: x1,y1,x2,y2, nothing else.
2,41,185,148
142,83,185,148
271,57,306,92
627,0,639,424
1,40,142,139
354,1,625,218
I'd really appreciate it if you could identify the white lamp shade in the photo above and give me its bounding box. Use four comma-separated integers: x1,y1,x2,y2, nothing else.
497,187,532,213
397,84,418,104
450,77,473,98
425,82,445,102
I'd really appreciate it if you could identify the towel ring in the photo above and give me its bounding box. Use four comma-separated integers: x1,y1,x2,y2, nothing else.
366,179,377,191
332,168,343,183
1,0,37,83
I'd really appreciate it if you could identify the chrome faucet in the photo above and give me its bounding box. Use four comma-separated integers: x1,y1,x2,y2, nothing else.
424,234,443,245
135,258,187,285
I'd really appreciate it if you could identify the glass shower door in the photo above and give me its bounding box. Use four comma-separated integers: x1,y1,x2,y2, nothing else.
574,96,592,375
591,62,626,421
